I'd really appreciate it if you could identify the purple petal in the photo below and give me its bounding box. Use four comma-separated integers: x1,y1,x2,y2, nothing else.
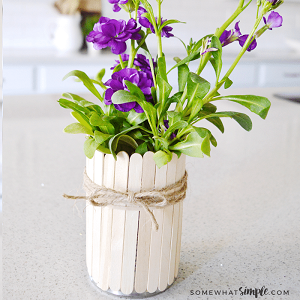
133,103,144,113
267,11,283,29
113,4,121,12
108,0,119,3
109,40,127,54
239,35,257,52
114,102,136,112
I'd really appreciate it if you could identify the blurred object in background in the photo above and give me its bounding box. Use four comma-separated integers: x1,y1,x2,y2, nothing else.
53,0,83,53
81,12,101,56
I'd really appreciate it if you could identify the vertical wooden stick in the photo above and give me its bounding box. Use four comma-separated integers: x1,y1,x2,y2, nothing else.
158,154,178,291
91,151,104,283
86,157,94,277
121,153,143,295
98,154,115,291
147,163,167,293
168,154,185,284
174,155,186,279
135,152,156,294
109,152,129,292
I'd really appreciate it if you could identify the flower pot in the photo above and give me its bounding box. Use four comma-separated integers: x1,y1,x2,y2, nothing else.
53,13,83,53
85,151,186,297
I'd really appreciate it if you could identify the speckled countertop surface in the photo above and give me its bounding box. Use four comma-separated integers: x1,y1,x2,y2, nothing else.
3,87,300,300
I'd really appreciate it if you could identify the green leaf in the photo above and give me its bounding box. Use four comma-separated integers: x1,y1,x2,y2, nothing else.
157,56,172,105
111,90,141,104
158,19,184,33
95,68,105,82
178,64,189,92
202,103,217,113
167,111,182,126
127,110,147,125
210,35,222,82
94,130,111,144
89,112,115,134
64,122,93,135
139,0,156,25
84,137,98,159
169,132,204,158
63,70,103,101
197,111,225,133
108,126,141,158
224,77,233,89
167,34,213,74
193,127,212,156
153,150,172,168
212,95,271,119
71,111,94,132
204,111,253,131
135,142,148,156
188,98,203,123
58,98,90,115
119,135,139,149
96,144,111,154
164,120,188,139
187,72,210,102
124,80,146,101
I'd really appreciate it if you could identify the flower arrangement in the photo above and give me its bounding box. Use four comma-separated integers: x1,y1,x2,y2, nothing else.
58,0,283,168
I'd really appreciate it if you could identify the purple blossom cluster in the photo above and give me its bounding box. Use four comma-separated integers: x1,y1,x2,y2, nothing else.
86,17,141,55
219,11,282,52
104,68,154,113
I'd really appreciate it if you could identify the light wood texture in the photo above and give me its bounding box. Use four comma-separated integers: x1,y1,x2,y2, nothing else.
147,163,168,293
91,151,104,283
158,154,178,291
109,152,129,292
174,155,186,279
98,154,115,291
135,152,156,294
121,153,143,295
168,154,186,284
85,157,94,277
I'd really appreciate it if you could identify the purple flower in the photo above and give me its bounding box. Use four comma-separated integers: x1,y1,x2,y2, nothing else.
108,0,128,12
86,17,141,55
163,120,176,140
219,22,242,46
104,68,154,113
266,0,278,4
137,6,174,38
238,35,257,52
110,54,156,77
263,11,283,30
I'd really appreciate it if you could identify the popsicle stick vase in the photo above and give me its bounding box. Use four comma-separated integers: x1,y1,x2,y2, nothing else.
85,151,186,297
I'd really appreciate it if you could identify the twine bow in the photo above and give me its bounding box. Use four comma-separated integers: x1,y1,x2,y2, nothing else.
63,169,188,230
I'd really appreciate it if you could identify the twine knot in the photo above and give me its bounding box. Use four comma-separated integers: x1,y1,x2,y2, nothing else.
63,169,188,230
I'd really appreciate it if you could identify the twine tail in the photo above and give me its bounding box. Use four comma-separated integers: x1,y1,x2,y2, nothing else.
136,200,159,231
63,193,87,200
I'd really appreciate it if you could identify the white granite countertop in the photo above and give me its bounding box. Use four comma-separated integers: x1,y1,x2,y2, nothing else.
3,87,300,299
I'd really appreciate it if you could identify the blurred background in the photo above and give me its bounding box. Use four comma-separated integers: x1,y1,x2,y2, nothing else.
2,0,300,96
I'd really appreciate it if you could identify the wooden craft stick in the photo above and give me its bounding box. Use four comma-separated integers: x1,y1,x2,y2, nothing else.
109,152,129,292
135,152,156,294
121,153,143,295
91,151,104,283
98,154,115,291
86,157,94,277
159,154,178,291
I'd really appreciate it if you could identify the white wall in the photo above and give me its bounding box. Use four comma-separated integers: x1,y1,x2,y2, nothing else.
3,0,300,53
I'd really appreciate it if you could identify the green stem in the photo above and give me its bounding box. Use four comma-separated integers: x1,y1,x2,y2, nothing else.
119,55,125,69
156,1,163,58
202,12,264,105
